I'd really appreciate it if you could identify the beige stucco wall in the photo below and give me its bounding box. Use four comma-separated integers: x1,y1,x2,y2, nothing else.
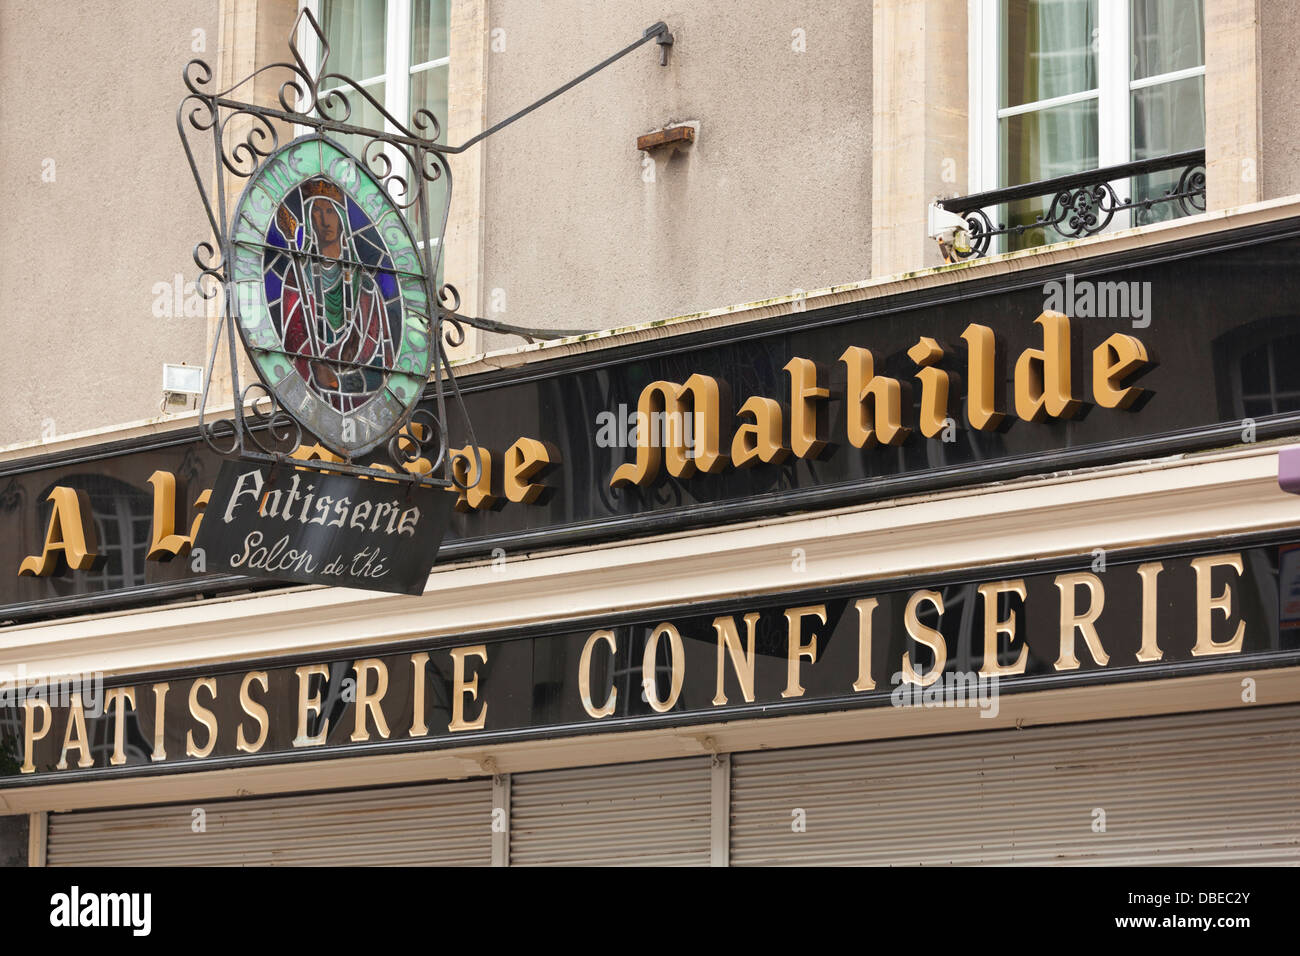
1259,0,1300,201
10,2,1300,445
0,0,872,440
0,0,220,446
475,0,872,350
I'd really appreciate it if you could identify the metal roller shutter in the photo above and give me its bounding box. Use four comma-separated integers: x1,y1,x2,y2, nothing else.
509,757,711,866
730,704,1300,865
46,779,493,867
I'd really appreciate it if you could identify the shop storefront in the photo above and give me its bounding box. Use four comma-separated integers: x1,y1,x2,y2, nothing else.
3,202,1299,865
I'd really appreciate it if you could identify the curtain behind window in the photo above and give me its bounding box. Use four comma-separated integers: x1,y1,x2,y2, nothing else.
321,0,387,81
1000,0,1099,249
320,0,388,159
1130,0,1205,224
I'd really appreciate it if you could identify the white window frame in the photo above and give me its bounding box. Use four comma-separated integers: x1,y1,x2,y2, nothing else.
298,0,451,139
296,1,451,252
968,0,1205,249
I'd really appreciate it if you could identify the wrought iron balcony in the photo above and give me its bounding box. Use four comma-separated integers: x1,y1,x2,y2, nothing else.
934,149,1206,261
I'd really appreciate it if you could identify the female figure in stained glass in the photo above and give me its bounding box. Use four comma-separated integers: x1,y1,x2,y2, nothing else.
273,177,394,412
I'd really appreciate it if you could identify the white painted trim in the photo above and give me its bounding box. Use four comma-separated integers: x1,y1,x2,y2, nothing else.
27,811,46,866
491,773,510,866
410,56,450,73
996,87,1099,119
1099,0,1132,229
971,0,999,195
1130,64,1206,91
710,754,730,867
5,194,1300,462
970,0,1209,241
2,439,1297,681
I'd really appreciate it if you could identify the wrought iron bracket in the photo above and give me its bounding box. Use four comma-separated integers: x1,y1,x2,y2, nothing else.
178,9,675,490
649,21,675,65
935,149,1207,261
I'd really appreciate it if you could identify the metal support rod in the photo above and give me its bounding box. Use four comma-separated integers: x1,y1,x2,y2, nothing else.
446,21,673,154
447,311,587,342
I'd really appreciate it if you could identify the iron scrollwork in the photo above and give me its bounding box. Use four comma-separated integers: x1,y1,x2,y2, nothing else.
937,149,1207,261
178,9,673,489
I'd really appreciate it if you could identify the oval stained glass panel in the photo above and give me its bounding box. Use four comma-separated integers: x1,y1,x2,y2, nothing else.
230,136,432,457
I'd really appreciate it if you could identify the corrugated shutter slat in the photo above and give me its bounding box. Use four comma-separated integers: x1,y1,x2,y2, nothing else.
730,704,1300,866
47,779,493,867
509,757,710,866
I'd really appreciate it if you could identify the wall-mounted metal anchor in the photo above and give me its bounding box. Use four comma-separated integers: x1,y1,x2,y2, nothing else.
646,21,674,65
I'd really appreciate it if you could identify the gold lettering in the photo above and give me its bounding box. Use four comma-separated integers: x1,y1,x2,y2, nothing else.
449,645,488,731
784,358,829,458
611,376,726,487
712,613,759,705
1054,571,1109,670
579,630,618,718
611,382,673,487
675,374,727,476
237,671,269,754
977,580,1029,677
56,693,93,770
20,697,51,774
146,471,208,560
151,682,170,761
18,487,98,576
1136,561,1164,662
503,438,552,504
1093,333,1150,409
1015,311,1082,422
294,664,330,747
960,323,1005,431
1190,553,1246,656
410,652,430,737
731,396,789,467
852,597,879,691
642,623,685,713
350,658,391,742
908,336,952,439
902,589,946,687
840,346,909,447
105,687,137,766
448,446,498,512
186,678,218,758
782,604,826,699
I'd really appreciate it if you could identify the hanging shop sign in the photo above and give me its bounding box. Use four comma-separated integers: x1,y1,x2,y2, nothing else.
230,139,434,458
158,10,678,596
3,536,1297,783
4,219,1300,619
193,460,452,594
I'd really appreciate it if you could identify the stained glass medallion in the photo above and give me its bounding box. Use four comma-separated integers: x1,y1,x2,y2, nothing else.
230,136,432,458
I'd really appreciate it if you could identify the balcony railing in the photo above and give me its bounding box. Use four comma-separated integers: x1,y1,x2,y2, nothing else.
935,149,1207,260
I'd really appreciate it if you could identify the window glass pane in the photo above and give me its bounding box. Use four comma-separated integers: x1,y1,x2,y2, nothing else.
1132,75,1204,160
321,0,388,82
1129,74,1204,225
1000,98,1098,186
1273,333,1300,395
998,98,1098,251
411,63,448,137
326,80,385,159
1132,0,1204,80
410,64,449,247
411,0,451,65
1001,0,1098,108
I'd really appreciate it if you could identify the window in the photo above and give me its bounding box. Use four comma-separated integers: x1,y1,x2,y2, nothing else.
970,0,1205,253
1216,318,1300,421
298,1,451,239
